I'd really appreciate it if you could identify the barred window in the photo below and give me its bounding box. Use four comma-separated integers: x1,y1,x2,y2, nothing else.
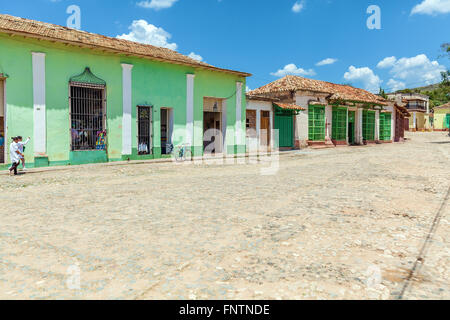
70,84,106,151
137,106,152,155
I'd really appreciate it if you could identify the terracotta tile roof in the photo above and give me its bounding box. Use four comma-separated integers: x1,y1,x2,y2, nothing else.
434,102,450,109
0,14,250,77
249,75,387,105
273,102,305,111
246,93,280,102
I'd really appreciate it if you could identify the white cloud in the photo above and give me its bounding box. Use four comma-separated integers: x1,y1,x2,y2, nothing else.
380,54,446,86
377,56,397,69
246,86,252,93
387,79,406,92
411,0,450,15
137,0,178,10
292,1,305,13
316,58,338,66
188,52,203,62
271,63,316,77
343,66,382,93
117,20,177,50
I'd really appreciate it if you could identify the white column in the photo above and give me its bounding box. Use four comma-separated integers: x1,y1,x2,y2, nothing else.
32,52,46,155
121,64,133,155
221,100,227,153
391,112,395,141
270,109,274,149
325,106,332,139
375,110,380,141
413,112,417,130
357,109,363,144
235,82,243,147
256,109,261,147
186,74,195,146
346,109,349,144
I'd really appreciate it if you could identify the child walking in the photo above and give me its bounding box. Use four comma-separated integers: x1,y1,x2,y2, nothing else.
16,136,30,170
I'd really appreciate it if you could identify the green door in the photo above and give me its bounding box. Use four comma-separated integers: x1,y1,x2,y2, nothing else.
362,110,376,141
332,107,347,141
308,105,325,141
379,113,392,141
445,114,450,129
274,110,294,148
348,111,355,145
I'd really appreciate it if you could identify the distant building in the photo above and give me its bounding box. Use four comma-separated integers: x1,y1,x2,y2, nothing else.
387,92,430,132
432,102,450,131
248,75,400,149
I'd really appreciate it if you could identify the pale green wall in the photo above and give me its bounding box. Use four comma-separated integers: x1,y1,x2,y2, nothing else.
433,108,450,130
0,33,246,166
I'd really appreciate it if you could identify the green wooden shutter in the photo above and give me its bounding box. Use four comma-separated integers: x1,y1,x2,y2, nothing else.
380,113,392,141
445,114,450,129
274,110,294,148
308,105,325,141
332,107,347,141
363,110,375,141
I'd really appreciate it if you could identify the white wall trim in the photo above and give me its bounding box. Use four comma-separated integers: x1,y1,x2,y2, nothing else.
391,111,395,140
375,110,380,141
32,52,46,155
186,74,195,146
222,100,227,152
1,79,6,163
235,82,243,146
346,108,349,144
246,100,274,150
356,108,363,144
121,63,133,155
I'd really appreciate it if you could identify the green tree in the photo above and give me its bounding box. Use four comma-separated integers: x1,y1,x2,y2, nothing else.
378,88,388,99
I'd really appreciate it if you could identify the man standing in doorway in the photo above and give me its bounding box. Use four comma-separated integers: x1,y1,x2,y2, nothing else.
9,137,22,176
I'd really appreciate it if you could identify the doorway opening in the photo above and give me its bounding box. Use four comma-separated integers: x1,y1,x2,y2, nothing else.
137,106,152,155
161,108,173,155
0,79,5,164
348,111,356,145
203,98,223,154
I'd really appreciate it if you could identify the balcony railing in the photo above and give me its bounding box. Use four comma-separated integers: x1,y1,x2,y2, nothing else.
406,103,426,110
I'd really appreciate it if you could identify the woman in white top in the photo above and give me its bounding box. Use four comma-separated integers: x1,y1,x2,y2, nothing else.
9,137,23,176
16,136,30,170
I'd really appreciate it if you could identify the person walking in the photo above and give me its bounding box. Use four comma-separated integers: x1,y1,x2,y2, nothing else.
9,137,22,176
16,136,30,170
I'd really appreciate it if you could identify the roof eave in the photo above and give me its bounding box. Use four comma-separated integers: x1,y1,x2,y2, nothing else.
0,28,251,78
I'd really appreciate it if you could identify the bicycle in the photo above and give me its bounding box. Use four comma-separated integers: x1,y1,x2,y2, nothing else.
174,144,193,162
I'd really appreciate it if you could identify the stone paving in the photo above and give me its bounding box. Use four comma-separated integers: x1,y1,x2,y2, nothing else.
0,132,449,300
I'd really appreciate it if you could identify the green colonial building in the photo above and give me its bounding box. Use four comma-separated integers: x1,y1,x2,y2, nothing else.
0,14,250,169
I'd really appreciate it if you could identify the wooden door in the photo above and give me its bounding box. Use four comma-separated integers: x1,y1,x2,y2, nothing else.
260,111,271,150
275,111,294,148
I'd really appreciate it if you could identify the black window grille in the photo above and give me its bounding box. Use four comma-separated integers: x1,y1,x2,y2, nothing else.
70,84,106,151
137,106,152,155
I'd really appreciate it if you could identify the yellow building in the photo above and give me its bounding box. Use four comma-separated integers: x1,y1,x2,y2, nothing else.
433,102,450,131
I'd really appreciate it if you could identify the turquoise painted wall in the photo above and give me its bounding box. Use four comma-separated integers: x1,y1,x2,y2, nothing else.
0,33,246,167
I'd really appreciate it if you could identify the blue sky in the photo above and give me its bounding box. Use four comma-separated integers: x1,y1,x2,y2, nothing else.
1,0,449,92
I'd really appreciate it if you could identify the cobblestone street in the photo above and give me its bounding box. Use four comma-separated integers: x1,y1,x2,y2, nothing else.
0,132,449,300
